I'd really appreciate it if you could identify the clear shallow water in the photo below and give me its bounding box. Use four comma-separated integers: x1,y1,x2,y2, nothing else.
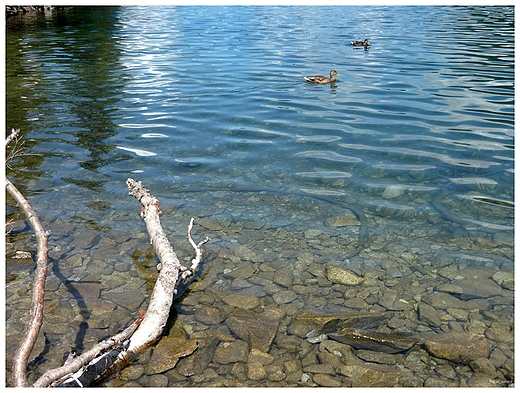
5,6,514,387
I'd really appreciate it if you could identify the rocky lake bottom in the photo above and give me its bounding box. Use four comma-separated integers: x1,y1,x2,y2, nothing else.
5,187,514,387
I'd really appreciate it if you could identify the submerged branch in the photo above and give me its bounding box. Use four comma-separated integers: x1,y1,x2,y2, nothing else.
32,311,145,388
6,178,51,387
124,178,209,353
6,130,51,387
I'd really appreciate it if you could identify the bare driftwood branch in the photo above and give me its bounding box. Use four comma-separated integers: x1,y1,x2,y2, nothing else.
5,128,25,169
124,178,209,354
32,311,145,388
6,130,51,387
177,217,210,292
5,128,20,148
6,172,51,387
45,179,210,386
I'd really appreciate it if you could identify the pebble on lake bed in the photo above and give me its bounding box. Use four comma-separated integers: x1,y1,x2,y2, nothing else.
382,185,405,199
424,332,491,364
326,266,364,286
492,271,514,290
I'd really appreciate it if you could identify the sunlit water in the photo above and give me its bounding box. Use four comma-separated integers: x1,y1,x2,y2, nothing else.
5,6,514,387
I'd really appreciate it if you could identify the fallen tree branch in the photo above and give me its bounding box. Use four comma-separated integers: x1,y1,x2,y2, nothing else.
5,127,20,149
6,128,25,170
6,131,51,388
177,217,210,292
123,178,209,354
32,311,145,388
33,179,209,387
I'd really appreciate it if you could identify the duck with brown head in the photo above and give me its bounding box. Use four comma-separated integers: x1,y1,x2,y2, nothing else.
351,39,370,47
304,70,339,84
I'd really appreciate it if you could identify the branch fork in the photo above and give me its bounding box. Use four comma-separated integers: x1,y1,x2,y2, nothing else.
122,178,210,353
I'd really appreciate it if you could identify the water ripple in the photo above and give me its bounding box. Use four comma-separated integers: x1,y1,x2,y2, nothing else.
6,5,513,234
294,150,363,164
106,6,513,235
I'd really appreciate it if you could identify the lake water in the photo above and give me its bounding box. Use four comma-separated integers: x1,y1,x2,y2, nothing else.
5,6,514,387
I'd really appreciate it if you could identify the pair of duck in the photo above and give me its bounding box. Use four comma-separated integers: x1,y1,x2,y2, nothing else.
351,39,371,48
304,39,370,84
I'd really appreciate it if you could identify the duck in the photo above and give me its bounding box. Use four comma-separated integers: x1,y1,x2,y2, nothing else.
304,70,339,84
351,39,370,47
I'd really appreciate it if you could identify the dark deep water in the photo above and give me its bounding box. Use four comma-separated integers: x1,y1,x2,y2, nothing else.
5,6,514,387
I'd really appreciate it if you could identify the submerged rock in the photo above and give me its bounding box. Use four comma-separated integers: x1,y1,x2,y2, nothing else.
338,363,403,387
147,338,198,374
436,283,464,295
313,373,342,387
491,271,514,291
485,321,514,345
222,292,261,309
176,337,219,377
272,289,297,304
326,266,364,286
379,288,413,311
422,292,466,310
424,332,491,364
194,306,227,325
382,185,405,199
225,263,256,279
102,289,144,313
331,211,360,227
418,302,442,327
247,362,267,381
290,311,388,339
225,308,280,352
455,278,502,299
213,340,249,364
248,348,274,365
355,349,398,365
470,357,497,377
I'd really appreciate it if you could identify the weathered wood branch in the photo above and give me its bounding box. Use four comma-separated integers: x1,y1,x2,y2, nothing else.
5,128,20,148
124,178,209,354
32,311,145,388
45,179,210,386
177,217,210,292
6,131,51,388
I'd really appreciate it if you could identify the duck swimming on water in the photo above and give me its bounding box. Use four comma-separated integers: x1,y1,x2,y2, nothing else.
351,39,370,47
304,70,339,84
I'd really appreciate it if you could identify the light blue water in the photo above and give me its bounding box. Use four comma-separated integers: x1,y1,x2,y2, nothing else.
7,6,514,232
5,6,514,387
